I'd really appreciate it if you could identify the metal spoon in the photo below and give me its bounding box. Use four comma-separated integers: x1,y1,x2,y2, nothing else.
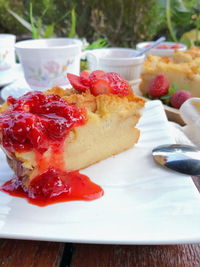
152,144,200,176
134,36,166,57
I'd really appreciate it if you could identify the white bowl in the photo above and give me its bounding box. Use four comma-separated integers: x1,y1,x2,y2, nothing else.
136,41,187,57
84,48,145,81
15,38,82,90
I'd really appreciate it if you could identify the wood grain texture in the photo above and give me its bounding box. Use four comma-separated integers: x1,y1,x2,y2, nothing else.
0,239,65,267
71,244,200,267
164,104,185,126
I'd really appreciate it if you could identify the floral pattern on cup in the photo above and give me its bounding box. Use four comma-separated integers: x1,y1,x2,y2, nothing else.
27,59,74,87
0,50,11,70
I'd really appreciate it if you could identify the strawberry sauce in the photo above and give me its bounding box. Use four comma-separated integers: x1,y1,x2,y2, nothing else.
1,170,103,207
0,91,103,206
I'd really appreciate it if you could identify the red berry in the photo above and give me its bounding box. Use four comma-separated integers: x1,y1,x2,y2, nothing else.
80,70,91,87
102,72,131,96
148,74,169,98
89,70,106,84
7,96,17,105
29,168,70,199
67,73,88,93
0,91,86,153
170,90,192,109
90,72,130,96
90,79,112,96
157,44,170,49
67,70,130,97
80,70,90,78
171,44,182,49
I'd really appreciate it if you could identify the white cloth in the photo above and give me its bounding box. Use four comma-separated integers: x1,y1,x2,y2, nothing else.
169,122,195,146
169,97,200,148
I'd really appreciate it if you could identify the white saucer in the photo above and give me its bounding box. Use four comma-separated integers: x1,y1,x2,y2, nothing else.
1,77,72,101
1,77,32,101
0,64,24,87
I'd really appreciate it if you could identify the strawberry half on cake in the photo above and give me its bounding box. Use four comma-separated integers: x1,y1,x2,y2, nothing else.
0,70,145,206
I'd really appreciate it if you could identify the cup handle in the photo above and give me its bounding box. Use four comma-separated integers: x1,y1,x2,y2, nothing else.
81,51,88,60
81,51,99,69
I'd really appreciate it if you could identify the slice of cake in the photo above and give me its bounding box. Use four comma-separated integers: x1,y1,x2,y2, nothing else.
0,70,145,206
173,46,200,64
140,48,200,97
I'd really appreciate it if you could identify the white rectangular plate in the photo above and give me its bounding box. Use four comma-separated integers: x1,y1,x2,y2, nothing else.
0,100,200,244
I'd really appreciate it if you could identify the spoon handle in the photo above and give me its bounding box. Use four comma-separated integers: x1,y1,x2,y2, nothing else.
135,36,166,57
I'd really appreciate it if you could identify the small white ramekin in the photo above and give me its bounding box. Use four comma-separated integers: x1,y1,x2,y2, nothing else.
84,48,145,82
136,41,187,57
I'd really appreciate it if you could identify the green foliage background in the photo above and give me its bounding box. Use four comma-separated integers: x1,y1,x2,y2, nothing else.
0,0,165,47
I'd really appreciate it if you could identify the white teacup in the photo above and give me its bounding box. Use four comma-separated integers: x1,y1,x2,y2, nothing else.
84,48,145,82
15,38,82,90
0,34,16,71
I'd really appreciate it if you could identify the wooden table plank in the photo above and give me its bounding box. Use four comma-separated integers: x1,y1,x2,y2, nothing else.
71,244,200,267
0,239,65,267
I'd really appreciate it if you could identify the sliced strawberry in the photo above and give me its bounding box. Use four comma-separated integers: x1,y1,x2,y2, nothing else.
102,72,131,96
67,73,88,93
90,79,112,96
89,70,106,84
80,70,90,79
80,70,91,87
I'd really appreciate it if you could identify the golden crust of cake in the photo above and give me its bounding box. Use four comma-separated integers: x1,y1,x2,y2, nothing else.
173,46,200,63
0,88,145,187
46,87,145,116
140,49,200,97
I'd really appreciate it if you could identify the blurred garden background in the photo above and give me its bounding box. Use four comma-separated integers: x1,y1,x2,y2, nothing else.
0,0,199,48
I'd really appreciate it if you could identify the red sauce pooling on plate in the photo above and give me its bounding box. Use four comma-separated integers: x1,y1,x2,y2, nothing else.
0,91,103,206
1,169,103,207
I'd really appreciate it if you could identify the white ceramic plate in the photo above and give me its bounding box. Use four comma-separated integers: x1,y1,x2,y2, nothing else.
0,100,200,244
1,76,71,101
1,77,32,101
0,64,24,87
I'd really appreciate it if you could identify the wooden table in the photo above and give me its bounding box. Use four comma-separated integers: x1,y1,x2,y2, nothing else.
0,90,200,267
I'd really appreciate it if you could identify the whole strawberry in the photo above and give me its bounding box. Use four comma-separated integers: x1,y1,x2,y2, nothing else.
148,74,169,98
170,90,192,109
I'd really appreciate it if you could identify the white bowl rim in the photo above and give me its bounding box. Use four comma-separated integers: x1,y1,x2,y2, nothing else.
136,41,187,51
15,38,82,50
86,47,145,61
0,34,16,39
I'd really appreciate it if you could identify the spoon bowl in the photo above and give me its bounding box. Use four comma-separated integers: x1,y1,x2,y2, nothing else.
152,144,200,176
